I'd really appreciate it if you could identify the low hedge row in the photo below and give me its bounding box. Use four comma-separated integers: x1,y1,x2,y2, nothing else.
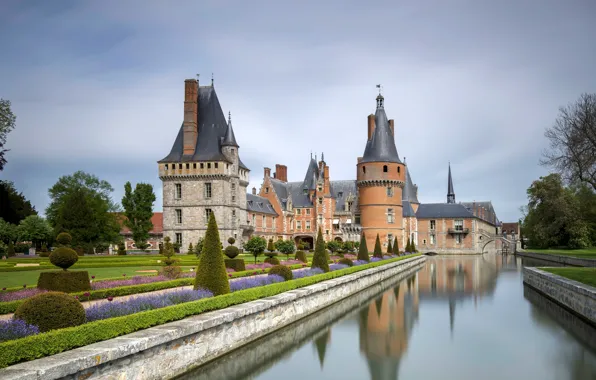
0,255,419,368
0,264,306,314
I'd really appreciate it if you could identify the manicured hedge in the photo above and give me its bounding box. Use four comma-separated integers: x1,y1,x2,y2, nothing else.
0,255,420,368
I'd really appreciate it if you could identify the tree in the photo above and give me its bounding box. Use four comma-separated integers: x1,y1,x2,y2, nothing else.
0,218,19,244
373,234,383,258
187,242,194,255
244,236,267,264
393,237,399,255
195,237,204,257
406,237,412,253
572,182,596,244
326,240,341,253
47,172,120,247
0,99,16,171
161,236,181,278
194,213,230,295
121,182,156,250
18,215,52,249
541,93,596,191
386,239,393,255
0,181,36,225
342,241,355,252
410,238,417,252
357,233,369,262
311,228,330,272
275,239,296,260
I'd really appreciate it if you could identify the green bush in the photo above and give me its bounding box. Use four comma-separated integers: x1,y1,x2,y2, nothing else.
194,213,230,296
37,271,91,293
224,245,240,259
14,291,86,332
160,266,182,279
267,239,275,252
227,237,236,245
338,258,353,267
295,250,307,263
0,255,419,368
265,251,278,259
195,238,204,257
117,242,127,256
14,243,30,254
311,228,330,272
187,243,194,255
268,265,293,281
56,232,72,246
7,243,15,257
264,256,280,265
357,233,369,262
49,247,79,270
224,258,245,272
39,250,50,258
373,234,383,258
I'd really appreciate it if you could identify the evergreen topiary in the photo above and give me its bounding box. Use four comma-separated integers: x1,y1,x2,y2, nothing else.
227,237,236,245
55,232,72,247
268,265,293,281
224,258,245,272
49,247,78,270
7,242,15,257
311,228,330,272
194,213,230,295
14,292,86,332
117,242,127,256
224,245,240,259
37,271,91,292
195,238,204,257
406,237,412,253
411,238,417,252
387,239,393,255
338,257,353,267
295,250,308,263
373,234,383,258
393,237,399,256
267,239,275,253
187,242,194,255
357,233,369,262
264,256,280,265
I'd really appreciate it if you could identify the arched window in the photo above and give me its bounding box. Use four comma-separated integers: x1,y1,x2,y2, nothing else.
397,167,401,173
383,165,388,172
363,166,366,173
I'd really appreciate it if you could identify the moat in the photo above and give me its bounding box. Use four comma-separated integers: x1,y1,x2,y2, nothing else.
178,254,596,380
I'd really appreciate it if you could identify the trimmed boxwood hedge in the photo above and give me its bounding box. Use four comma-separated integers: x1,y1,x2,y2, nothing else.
0,255,420,368
224,258,245,272
37,271,91,293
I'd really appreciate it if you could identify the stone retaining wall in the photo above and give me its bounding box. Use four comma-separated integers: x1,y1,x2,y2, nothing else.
0,256,425,380
522,267,596,325
516,251,596,267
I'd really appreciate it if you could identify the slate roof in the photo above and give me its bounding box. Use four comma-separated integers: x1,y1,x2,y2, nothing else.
246,194,278,215
302,157,320,190
222,112,238,147
159,86,248,170
330,180,358,212
461,201,499,226
416,203,475,219
402,167,419,204
402,201,416,217
360,95,402,164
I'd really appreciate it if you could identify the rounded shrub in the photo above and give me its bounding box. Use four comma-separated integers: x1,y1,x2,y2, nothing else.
224,258,246,272
338,258,354,267
295,250,307,263
56,232,72,246
264,251,278,259
264,256,280,265
49,247,79,270
224,245,240,259
14,291,86,332
227,237,236,245
268,265,293,281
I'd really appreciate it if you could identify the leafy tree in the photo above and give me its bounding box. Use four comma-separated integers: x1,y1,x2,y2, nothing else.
311,228,330,272
386,239,393,255
0,218,19,244
18,215,52,249
373,234,383,258
275,239,296,260
7,242,15,257
541,93,596,191
326,240,341,253
194,213,230,295
121,182,156,251
0,99,16,171
572,182,596,244
0,181,37,225
244,236,267,264
342,241,355,252
393,237,399,255
357,233,369,262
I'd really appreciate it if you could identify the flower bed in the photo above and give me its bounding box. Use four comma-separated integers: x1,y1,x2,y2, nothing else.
0,254,421,368
0,320,39,343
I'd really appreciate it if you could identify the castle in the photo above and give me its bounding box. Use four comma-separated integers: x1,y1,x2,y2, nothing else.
158,77,501,254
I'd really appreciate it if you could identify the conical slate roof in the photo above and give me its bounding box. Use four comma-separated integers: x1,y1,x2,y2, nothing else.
361,94,401,164
447,163,455,204
222,112,238,147
302,156,320,190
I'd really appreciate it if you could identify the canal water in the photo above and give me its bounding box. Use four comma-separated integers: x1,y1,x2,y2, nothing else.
178,254,596,380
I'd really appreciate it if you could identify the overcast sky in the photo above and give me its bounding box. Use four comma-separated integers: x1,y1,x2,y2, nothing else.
1,0,595,222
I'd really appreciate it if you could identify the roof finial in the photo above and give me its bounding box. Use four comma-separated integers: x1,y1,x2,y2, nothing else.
375,84,384,109
376,84,383,96
228,111,232,124
211,73,214,86
321,152,325,162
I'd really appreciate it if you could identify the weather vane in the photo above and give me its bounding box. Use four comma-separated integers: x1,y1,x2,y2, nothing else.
376,84,383,95
211,73,214,86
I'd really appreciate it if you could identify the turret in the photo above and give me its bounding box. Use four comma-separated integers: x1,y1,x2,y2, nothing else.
221,112,239,174
447,163,455,204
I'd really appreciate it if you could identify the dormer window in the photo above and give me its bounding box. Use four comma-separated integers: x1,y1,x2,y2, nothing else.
338,192,343,198
207,163,211,169
265,187,270,193
318,185,322,192
303,188,308,195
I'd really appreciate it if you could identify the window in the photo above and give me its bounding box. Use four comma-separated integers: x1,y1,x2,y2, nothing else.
355,214,361,224
205,183,212,198
430,220,436,230
232,210,236,218
231,149,235,155
397,167,400,173
386,187,394,197
318,198,323,205
423,239,427,245
318,215,323,225
265,187,269,193
175,183,182,199
200,163,204,169
193,163,197,169
387,208,395,224
455,219,463,231
318,185,322,192
296,209,301,215
273,217,276,229
306,220,311,230
205,208,213,223
455,234,462,244
297,221,302,230
231,183,236,202
165,164,168,170
186,163,189,169
178,164,182,169
363,166,366,173
326,230,329,235
347,201,353,211
303,188,308,195
383,165,388,172
252,214,256,226
215,163,218,169
430,234,436,245
175,209,182,224
262,215,266,227
306,209,311,215
338,192,343,198
175,233,182,246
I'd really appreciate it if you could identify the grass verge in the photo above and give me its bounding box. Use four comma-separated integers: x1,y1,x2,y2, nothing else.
541,267,596,288
524,248,596,259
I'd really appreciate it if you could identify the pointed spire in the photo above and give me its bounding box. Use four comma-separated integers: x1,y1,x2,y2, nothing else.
321,152,324,162
222,111,239,147
361,92,401,164
447,162,455,204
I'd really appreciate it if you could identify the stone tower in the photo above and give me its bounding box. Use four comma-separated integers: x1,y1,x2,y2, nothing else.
357,93,406,251
158,78,250,252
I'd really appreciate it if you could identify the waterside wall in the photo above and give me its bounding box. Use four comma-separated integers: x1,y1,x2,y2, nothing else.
516,251,596,267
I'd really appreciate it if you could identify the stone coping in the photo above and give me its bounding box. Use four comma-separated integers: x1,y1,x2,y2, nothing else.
517,251,596,267
0,256,425,380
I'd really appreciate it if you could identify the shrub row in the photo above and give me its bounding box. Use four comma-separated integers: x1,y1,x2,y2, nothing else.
0,255,420,368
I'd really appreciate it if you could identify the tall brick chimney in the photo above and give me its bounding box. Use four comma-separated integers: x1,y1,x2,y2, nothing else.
367,114,375,140
252,187,256,195
389,119,395,136
183,79,198,155
264,167,271,178
275,164,287,182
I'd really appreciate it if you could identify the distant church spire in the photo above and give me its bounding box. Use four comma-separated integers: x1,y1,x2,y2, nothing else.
447,162,455,204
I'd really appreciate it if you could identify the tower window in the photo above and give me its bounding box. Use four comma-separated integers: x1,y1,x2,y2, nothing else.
215,163,218,169
205,208,213,224
363,166,366,173
175,183,182,199
178,164,182,169
175,209,182,224
387,208,395,224
205,183,212,198
165,164,168,170
186,163,190,169
231,149,235,154
318,198,323,204
386,187,394,197
207,163,211,169
175,233,182,246
398,167,401,173
193,163,197,169
383,165,388,172
265,187,269,193
200,163,204,169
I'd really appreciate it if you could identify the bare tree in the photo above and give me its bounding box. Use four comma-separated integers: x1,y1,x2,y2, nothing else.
541,93,596,191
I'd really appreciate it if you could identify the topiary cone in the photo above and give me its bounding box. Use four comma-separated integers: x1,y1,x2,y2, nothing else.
387,239,393,255
373,234,383,258
357,233,369,262
194,212,230,295
311,228,330,272
406,237,411,253
393,237,399,255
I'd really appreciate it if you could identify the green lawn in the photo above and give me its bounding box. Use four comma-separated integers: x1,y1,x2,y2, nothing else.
542,267,596,288
524,247,596,259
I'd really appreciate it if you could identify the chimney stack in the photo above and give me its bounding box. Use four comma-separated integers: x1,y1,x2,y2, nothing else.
264,167,271,178
389,119,395,136
252,187,256,195
275,164,288,182
183,79,198,155
367,114,376,140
